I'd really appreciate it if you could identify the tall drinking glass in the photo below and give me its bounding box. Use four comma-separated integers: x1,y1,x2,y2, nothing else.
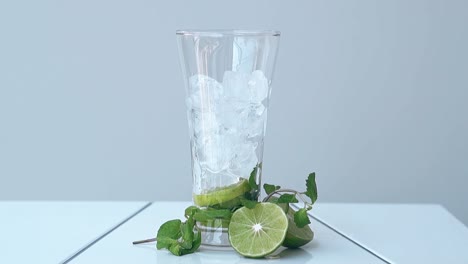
176,30,280,246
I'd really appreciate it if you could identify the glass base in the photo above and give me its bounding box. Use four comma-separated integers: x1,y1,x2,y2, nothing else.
197,220,230,246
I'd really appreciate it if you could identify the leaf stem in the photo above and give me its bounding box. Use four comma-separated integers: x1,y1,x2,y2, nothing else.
262,188,297,202
299,195,310,209
132,238,157,245
263,188,309,206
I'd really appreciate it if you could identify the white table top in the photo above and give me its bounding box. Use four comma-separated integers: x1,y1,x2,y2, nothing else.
3,202,467,263
313,203,468,264
0,201,150,264
70,202,385,263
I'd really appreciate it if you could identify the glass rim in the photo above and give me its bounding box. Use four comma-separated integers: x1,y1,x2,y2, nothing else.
176,29,281,37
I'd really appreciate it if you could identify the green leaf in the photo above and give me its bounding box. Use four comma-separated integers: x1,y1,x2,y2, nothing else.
246,163,262,201
156,219,181,249
180,221,193,249
168,243,182,256
263,183,281,195
157,219,182,239
305,173,318,204
294,208,311,228
184,206,199,218
240,197,259,209
277,193,299,203
193,209,232,222
156,237,178,250
179,227,201,255
191,227,202,251
156,214,202,256
248,165,259,191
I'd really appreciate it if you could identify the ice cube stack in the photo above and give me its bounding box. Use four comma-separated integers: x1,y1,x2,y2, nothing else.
187,70,270,181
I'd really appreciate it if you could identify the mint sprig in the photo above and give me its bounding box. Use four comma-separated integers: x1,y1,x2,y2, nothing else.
141,169,318,257
156,208,201,256
262,173,318,228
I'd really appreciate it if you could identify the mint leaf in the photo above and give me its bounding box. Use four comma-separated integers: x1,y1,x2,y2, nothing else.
193,209,232,222
240,197,259,209
156,211,202,256
277,193,299,203
180,221,193,249
305,172,318,204
263,183,281,195
184,206,199,218
294,208,311,228
248,165,259,191
180,239,200,255
190,227,202,252
245,164,261,201
156,237,178,250
168,243,182,256
156,219,181,249
180,216,201,254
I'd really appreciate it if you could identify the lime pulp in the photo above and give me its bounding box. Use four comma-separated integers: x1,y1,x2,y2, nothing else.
228,202,288,258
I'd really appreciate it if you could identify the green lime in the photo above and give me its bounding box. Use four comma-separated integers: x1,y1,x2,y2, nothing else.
282,207,314,248
228,202,288,258
193,178,250,208
266,196,314,248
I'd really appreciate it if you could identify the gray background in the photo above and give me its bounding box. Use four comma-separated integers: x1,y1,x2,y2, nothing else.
1,1,467,225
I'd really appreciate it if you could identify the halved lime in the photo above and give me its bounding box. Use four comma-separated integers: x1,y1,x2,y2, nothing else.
228,202,288,258
282,207,314,248
193,178,250,208
266,196,314,248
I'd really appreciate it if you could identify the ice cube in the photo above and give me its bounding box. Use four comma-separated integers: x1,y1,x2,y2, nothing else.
244,107,267,139
199,134,230,173
187,71,269,179
248,70,270,103
191,118,231,174
194,120,235,173
218,107,241,133
222,71,250,104
188,74,223,111
228,141,258,178
189,108,219,139
198,169,240,191
232,37,257,73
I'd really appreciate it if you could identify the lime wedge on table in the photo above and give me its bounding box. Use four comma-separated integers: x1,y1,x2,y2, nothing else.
193,178,250,208
283,207,314,248
267,196,314,248
228,203,288,258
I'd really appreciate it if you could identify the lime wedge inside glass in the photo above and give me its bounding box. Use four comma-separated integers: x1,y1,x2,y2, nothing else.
228,202,288,258
193,178,250,208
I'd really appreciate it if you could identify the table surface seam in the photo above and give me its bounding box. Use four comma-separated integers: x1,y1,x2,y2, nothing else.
291,204,392,264
59,202,153,264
